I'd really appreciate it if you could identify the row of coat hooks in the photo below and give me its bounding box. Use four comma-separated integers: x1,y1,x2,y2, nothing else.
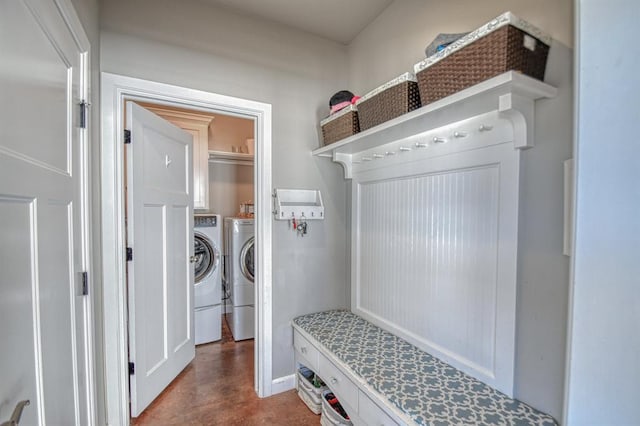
354,123,494,164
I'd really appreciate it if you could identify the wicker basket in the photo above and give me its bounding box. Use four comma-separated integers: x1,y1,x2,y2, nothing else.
414,12,551,105
355,73,421,131
320,104,359,145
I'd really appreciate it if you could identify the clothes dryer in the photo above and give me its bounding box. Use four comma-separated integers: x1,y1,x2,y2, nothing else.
194,214,222,344
223,217,255,341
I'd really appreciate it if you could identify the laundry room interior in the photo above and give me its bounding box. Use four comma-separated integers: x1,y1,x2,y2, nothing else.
206,113,256,324
204,111,256,339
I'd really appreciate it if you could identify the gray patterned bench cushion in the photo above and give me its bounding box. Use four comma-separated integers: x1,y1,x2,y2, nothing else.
293,310,556,426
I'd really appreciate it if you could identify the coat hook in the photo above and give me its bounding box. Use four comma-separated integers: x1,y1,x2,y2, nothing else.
399,146,411,152
373,153,384,159
433,137,446,144
479,124,493,132
385,151,395,156
453,131,468,138
415,142,428,148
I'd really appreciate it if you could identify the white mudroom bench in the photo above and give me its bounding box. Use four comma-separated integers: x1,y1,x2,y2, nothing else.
293,310,556,426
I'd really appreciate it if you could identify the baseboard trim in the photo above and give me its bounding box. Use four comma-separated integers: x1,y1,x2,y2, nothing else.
271,373,296,395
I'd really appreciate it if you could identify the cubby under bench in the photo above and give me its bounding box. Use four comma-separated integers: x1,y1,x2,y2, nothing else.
292,310,556,426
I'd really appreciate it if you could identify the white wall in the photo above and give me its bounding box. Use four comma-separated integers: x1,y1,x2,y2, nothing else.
514,41,573,420
347,0,573,95
100,0,350,381
347,1,574,420
565,0,640,423
208,113,254,153
209,163,254,218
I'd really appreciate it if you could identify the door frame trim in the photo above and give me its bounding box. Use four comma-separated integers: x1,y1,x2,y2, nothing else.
100,72,273,425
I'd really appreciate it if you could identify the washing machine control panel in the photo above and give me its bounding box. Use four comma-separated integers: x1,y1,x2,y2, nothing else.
195,215,218,227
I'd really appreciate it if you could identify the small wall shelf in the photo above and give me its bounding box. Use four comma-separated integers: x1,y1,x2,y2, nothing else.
208,150,254,166
273,189,324,220
312,72,557,179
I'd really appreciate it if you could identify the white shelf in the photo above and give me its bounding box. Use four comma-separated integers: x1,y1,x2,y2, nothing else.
313,72,557,178
208,150,254,166
273,189,324,220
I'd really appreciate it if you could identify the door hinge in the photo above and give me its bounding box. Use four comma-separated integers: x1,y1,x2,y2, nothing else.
124,129,131,144
79,100,89,129
126,247,133,261
129,362,135,375
81,271,89,296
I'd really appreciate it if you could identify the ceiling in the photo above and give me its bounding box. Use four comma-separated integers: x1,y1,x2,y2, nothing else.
199,0,394,44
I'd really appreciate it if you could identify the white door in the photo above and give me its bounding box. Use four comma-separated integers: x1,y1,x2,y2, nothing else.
0,0,91,425
126,102,195,417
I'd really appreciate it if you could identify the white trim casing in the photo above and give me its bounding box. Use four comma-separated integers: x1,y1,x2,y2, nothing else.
100,73,272,425
563,3,581,423
46,0,98,423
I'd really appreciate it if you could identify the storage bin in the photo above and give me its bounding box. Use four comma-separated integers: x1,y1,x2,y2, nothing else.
414,11,551,105
298,387,322,415
296,366,327,415
320,105,359,145
321,390,352,426
355,72,421,131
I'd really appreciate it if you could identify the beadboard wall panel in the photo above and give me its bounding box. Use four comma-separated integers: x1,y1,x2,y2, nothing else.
352,142,520,395
358,166,499,371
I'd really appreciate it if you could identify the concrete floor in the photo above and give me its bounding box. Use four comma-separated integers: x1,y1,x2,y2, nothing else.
131,321,319,425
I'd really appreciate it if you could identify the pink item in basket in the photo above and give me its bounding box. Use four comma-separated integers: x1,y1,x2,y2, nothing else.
329,90,360,114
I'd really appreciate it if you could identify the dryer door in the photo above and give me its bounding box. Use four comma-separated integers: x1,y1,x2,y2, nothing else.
194,232,220,284
240,236,255,283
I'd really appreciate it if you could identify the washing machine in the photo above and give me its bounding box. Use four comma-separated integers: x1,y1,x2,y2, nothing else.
194,214,222,344
224,217,255,341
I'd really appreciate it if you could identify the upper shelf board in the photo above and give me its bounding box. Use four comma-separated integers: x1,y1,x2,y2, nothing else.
312,71,557,159
208,150,254,166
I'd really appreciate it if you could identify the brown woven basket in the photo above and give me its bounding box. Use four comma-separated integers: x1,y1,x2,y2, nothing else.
321,108,359,145
357,80,421,131
416,25,549,105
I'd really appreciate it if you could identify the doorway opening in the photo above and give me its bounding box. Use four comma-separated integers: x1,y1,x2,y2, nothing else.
101,73,273,425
